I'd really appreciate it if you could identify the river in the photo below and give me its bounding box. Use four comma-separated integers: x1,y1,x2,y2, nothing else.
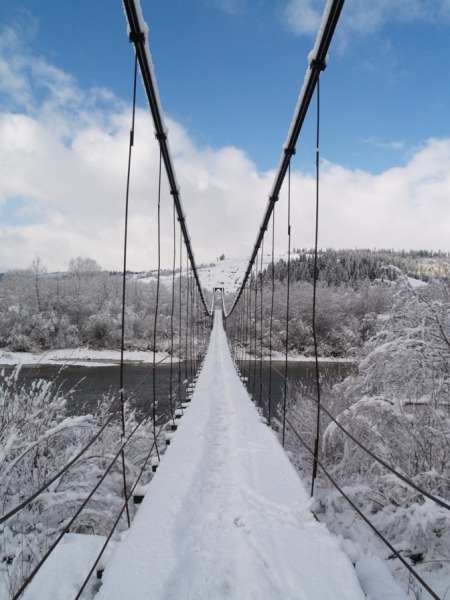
3,359,354,421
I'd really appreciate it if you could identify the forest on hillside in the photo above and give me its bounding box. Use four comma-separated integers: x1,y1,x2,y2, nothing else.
2,249,449,359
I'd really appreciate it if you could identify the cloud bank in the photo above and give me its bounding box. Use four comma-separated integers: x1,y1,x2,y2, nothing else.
1,25,450,274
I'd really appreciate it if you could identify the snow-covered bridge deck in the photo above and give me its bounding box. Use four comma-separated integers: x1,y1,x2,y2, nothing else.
96,311,365,600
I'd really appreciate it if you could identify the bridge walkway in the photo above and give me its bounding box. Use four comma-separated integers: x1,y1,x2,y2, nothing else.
96,310,365,600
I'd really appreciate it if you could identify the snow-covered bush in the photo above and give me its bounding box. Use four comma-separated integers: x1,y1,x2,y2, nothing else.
306,275,450,598
0,367,156,598
0,259,197,353
227,278,391,359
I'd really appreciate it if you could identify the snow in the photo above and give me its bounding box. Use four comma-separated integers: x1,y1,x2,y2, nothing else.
138,255,286,294
0,348,176,367
197,254,285,294
95,310,365,599
407,276,427,289
355,555,409,600
0,344,351,369
22,533,112,600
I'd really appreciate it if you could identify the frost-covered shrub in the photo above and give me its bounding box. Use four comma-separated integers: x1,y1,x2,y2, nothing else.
83,309,120,348
309,276,450,597
0,263,196,353
227,279,390,359
0,367,156,598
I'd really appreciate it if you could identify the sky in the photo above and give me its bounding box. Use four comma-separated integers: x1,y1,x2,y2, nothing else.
1,0,450,273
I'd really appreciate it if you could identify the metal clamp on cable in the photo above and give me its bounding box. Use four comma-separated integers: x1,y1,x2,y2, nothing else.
310,57,327,72
129,31,145,44
284,147,296,157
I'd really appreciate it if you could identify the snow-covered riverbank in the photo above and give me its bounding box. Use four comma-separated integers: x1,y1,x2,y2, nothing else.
0,348,178,367
0,348,354,368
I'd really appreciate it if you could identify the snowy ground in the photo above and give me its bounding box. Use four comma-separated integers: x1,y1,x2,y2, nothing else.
197,255,284,293
95,311,366,600
139,254,285,294
21,534,113,600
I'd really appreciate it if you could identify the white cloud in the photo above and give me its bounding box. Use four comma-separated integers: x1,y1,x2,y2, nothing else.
283,0,450,38
288,138,450,253
1,26,450,276
283,0,322,36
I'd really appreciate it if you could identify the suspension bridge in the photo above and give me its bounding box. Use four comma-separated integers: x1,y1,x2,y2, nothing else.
2,0,449,599
95,310,365,599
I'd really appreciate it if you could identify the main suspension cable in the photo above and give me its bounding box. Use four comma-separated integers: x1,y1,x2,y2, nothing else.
123,0,210,314
226,0,344,317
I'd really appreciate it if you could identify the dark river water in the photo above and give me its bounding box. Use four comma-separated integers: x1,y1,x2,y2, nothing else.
239,360,354,418
4,359,354,421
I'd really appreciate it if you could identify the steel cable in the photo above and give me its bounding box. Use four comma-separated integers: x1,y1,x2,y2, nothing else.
285,416,441,600
282,157,293,446
311,76,322,496
124,0,210,314
118,48,139,530
169,202,177,423
0,408,118,526
11,415,156,600
151,146,163,462
293,384,450,512
268,209,276,423
74,428,164,600
226,0,345,317
259,240,264,407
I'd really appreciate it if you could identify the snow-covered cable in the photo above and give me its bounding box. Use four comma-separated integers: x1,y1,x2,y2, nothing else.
226,0,345,317
122,0,210,316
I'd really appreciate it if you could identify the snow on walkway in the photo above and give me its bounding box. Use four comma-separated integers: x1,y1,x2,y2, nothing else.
96,311,365,600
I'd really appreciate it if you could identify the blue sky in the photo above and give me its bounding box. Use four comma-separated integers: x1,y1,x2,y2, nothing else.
1,1,450,271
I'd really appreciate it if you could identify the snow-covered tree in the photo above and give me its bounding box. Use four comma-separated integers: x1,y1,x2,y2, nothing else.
307,274,450,596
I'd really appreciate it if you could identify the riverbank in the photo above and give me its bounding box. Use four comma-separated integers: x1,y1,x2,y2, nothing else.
0,347,356,367
0,348,178,367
